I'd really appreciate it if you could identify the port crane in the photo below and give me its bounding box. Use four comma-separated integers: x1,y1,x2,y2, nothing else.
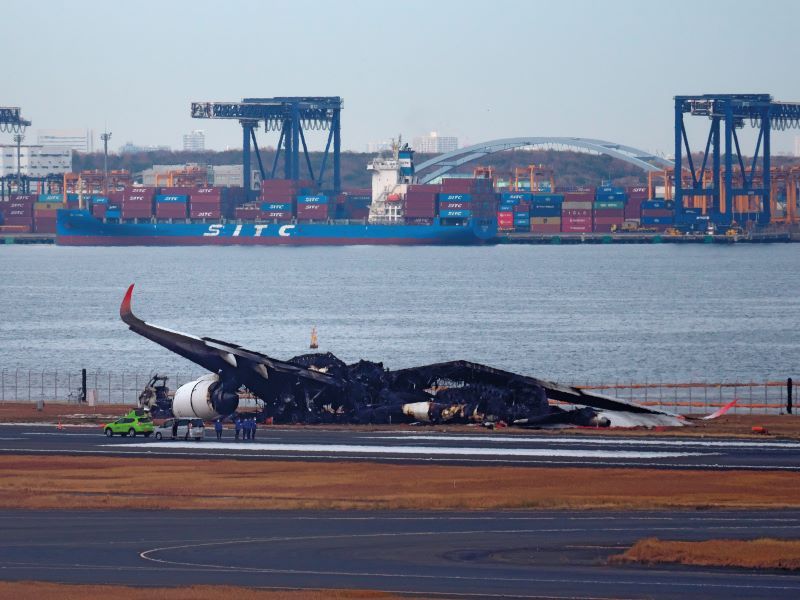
190,96,342,200
0,106,32,199
674,94,800,226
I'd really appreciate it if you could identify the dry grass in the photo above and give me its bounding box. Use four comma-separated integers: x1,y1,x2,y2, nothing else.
0,582,401,599
612,537,800,570
1,455,799,511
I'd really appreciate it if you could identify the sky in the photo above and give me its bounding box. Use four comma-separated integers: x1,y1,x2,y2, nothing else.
2,0,799,156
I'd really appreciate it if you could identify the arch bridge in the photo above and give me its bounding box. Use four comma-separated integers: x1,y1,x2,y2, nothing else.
414,137,673,183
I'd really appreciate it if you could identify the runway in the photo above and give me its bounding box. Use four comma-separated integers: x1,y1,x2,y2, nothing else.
0,509,798,598
0,424,799,470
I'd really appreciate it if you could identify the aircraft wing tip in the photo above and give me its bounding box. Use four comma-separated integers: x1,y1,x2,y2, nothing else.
120,283,135,321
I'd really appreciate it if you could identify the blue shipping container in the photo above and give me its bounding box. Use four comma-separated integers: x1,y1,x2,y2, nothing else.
642,200,673,210
67,193,79,201
92,196,109,205
39,194,63,202
155,195,189,203
261,203,293,211
597,186,625,195
500,192,532,202
531,194,564,203
438,193,472,202
498,203,517,212
440,209,471,218
297,195,328,204
106,209,121,218
641,216,674,225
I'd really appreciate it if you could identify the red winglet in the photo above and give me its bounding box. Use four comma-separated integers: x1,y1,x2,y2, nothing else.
702,399,738,420
120,283,135,320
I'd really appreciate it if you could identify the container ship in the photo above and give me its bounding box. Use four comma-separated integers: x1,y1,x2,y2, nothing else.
50,145,497,246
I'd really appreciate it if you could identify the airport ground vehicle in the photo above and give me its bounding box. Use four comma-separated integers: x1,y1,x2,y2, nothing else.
103,413,154,437
153,418,205,441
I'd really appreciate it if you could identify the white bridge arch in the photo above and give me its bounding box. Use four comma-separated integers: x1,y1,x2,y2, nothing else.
414,137,673,183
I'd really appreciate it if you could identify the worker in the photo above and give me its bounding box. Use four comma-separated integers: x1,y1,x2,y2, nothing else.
214,418,223,441
251,417,257,441
185,420,192,441
245,417,252,440
234,417,241,441
171,419,178,440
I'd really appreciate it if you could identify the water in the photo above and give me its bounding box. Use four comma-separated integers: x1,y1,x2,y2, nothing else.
1,244,799,384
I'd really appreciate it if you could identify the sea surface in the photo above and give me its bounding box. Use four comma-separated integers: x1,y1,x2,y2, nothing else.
1,243,798,385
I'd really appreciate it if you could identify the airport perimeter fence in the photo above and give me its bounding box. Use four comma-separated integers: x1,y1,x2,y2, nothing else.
0,369,796,416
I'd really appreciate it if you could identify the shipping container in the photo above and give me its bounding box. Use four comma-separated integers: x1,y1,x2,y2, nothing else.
500,192,532,202
640,208,673,218
641,200,673,210
297,195,329,205
531,216,561,225
155,203,188,219
121,206,153,219
562,208,592,217
190,208,222,219
92,204,107,218
439,209,471,218
641,215,674,225
155,195,189,203
438,193,471,202
439,202,471,210
530,206,561,217
564,191,594,202
562,201,593,210
594,200,625,210
626,186,649,199
259,211,293,220
91,196,109,205
38,194,64,202
106,208,121,219
530,223,562,234
261,202,293,212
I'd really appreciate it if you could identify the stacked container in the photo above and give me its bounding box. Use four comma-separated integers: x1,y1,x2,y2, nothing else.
338,189,371,220
625,186,648,223
593,199,626,233
0,194,37,232
404,184,439,221
122,187,154,220
640,199,674,230
190,187,222,219
438,193,472,220
561,191,593,233
296,195,330,221
91,195,108,219
155,195,189,220
259,202,293,222
530,194,563,233
33,199,62,233
512,203,531,231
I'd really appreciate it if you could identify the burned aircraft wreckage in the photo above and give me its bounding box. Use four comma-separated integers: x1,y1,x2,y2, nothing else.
122,284,684,428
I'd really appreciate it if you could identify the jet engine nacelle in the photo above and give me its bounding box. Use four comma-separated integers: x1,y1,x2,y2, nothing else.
172,374,239,420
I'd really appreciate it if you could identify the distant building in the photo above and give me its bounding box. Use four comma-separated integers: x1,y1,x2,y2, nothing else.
412,132,458,154
182,130,205,152
37,129,94,153
120,142,171,154
795,135,800,157
210,165,243,187
0,145,71,177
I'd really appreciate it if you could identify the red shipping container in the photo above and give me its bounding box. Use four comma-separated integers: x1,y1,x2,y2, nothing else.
440,179,477,193
261,192,295,203
11,194,37,202
625,198,645,219
439,202,472,210
594,216,624,225
626,186,649,199
155,204,188,219
124,187,155,202
0,223,31,232
2,215,33,225
34,208,58,218
235,207,260,219
159,187,196,195
350,208,369,220
593,209,624,219
121,206,153,219
562,209,592,217
34,217,57,233
296,204,329,217
530,223,562,233
259,211,293,220
564,191,594,202
92,204,107,218
190,207,221,219
407,184,440,193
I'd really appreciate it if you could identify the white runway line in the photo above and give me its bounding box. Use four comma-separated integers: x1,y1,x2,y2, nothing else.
367,434,800,449
116,441,709,459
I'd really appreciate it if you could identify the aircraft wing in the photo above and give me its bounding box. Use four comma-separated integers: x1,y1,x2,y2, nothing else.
120,284,342,391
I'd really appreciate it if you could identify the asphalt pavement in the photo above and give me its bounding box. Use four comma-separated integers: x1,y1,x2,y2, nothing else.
0,509,798,598
0,423,799,470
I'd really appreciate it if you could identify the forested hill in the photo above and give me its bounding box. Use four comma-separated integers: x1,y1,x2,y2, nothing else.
72,149,800,190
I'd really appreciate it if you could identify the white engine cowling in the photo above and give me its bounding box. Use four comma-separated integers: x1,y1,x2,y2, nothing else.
172,374,239,420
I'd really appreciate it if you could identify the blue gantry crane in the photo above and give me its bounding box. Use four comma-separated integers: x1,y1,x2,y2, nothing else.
674,94,800,226
0,106,30,133
190,97,342,200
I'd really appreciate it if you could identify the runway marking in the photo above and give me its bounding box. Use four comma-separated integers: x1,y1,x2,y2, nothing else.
368,434,800,449
12,447,800,471
116,441,709,459
139,531,800,591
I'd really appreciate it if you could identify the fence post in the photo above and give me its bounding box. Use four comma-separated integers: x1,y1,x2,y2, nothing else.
789,378,793,415
81,369,87,403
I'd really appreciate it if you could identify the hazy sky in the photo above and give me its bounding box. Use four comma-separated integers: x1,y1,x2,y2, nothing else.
2,0,799,155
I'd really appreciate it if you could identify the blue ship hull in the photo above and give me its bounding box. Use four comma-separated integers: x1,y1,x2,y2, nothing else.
56,210,497,246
